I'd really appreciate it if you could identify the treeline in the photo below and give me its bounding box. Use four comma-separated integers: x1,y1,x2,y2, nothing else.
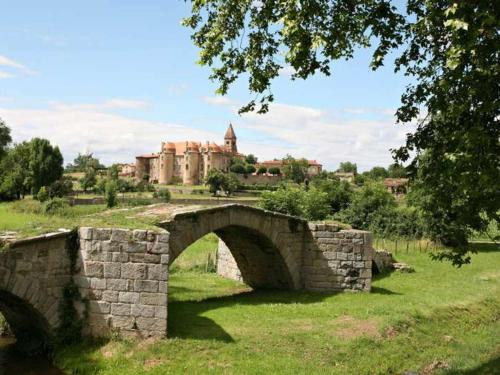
0,119,67,200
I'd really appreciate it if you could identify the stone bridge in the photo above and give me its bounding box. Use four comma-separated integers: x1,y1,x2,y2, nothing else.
0,204,373,351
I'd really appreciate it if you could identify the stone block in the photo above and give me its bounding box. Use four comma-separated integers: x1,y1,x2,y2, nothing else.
158,281,168,293
84,262,104,278
156,232,169,243
155,306,167,319
140,292,166,306
160,255,169,265
79,227,93,240
104,262,121,278
133,230,148,241
150,242,168,254
111,316,134,330
131,304,155,318
127,242,147,253
90,277,106,290
112,252,128,262
111,303,131,316
111,228,131,242
118,291,140,303
121,263,147,279
107,278,128,291
102,290,119,302
147,264,168,280
89,301,110,314
96,228,112,241
134,280,159,292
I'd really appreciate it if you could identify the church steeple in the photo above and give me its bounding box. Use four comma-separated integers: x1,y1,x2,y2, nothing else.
224,123,237,154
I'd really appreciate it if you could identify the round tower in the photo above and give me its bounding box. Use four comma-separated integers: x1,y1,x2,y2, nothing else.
159,142,175,184
183,142,200,185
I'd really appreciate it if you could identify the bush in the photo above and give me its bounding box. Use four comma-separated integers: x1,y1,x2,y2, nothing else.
154,188,171,202
257,166,267,175
170,176,183,185
116,178,136,193
245,165,256,174
205,169,239,196
313,178,353,213
301,187,330,221
10,199,43,214
43,198,70,215
49,178,73,198
259,186,304,217
36,186,49,202
230,164,246,174
268,167,281,175
335,181,397,230
105,180,118,208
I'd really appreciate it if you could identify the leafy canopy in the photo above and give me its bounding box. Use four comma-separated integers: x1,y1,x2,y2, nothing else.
184,1,499,265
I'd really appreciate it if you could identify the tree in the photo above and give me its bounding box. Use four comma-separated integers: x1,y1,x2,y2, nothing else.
205,169,239,196
313,178,353,213
366,166,388,180
0,118,12,160
80,168,97,192
245,154,257,165
268,167,281,175
184,1,499,264
107,164,120,180
105,180,118,208
29,138,64,195
338,162,357,174
245,164,256,174
230,164,246,174
66,153,104,172
257,166,267,175
282,155,309,183
387,163,406,178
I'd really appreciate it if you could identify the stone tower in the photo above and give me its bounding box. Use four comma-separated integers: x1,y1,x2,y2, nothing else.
224,123,237,154
159,142,175,185
183,142,201,185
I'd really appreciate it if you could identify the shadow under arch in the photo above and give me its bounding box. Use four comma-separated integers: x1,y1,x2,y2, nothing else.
0,290,52,354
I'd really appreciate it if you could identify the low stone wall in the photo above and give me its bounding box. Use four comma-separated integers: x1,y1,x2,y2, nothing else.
217,222,373,292
76,227,169,338
303,224,372,292
216,239,242,282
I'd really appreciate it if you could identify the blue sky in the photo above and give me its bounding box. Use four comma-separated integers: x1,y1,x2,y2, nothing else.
0,0,413,171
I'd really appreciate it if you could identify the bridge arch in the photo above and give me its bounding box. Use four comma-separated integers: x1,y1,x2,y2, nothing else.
0,233,71,352
160,205,308,289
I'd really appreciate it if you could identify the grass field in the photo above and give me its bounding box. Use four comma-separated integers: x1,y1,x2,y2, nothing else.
54,239,500,374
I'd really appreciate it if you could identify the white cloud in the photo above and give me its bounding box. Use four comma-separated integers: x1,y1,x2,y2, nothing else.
168,83,189,95
278,65,296,77
208,99,415,171
0,101,220,166
0,71,15,79
0,55,36,75
202,96,237,107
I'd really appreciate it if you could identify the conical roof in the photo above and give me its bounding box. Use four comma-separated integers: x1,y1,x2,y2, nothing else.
224,123,236,139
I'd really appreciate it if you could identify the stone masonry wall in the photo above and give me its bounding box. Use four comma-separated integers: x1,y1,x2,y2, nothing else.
76,227,169,338
216,239,242,282
303,223,372,292
217,222,373,292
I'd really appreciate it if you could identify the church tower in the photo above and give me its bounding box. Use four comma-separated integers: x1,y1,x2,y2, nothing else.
224,123,237,154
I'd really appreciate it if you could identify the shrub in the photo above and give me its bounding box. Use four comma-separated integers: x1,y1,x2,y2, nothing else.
268,167,281,175
116,178,136,193
301,187,330,221
105,180,118,208
43,198,70,215
36,186,49,202
10,199,43,214
154,188,171,202
205,169,239,196
335,181,397,230
170,176,183,185
259,186,305,217
230,164,246,174
313,179,353,213
245,164,256,174
257,166,267,175
49,178,73,198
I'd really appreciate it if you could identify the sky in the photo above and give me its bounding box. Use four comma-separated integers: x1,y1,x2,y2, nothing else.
0,0,414,171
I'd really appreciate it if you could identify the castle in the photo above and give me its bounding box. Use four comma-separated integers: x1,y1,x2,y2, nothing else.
135,124,241,185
